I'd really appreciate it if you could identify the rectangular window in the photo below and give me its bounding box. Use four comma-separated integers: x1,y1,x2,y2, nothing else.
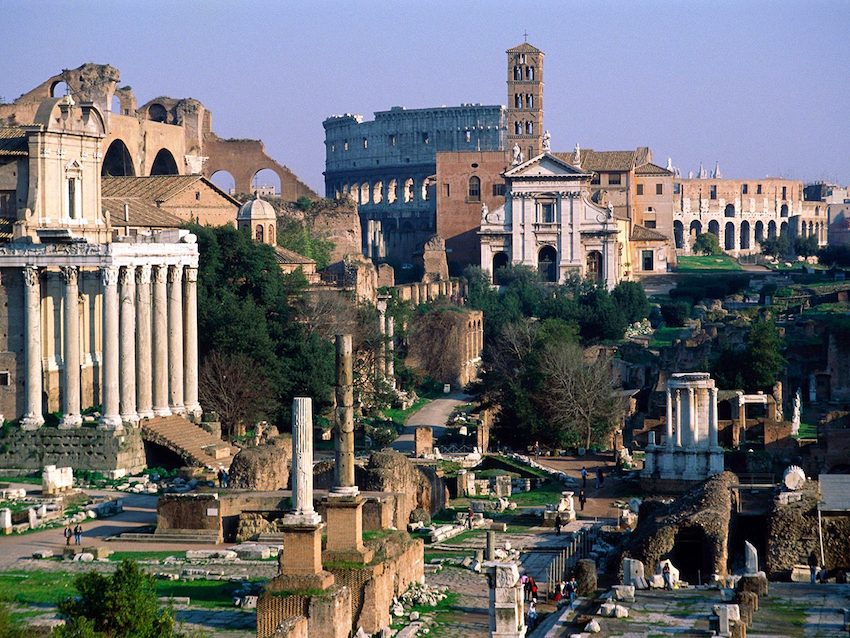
0,371,9,386
636,184,644,196
673,183,681,194
541,202,555,223
742,184,748,194
363,138,368,149
67,178,76,219
710,185,717,200
656,183,663,195
591,173,600,185
645,220,657,228
422,132,429,144
492,183,506,197
642,250,654,271
443,184,450,198
389,135,396,146
782,186,787,200
757,184,762,194
0,190,15,216
608,173,621,185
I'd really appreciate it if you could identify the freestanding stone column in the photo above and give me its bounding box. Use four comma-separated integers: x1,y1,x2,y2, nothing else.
323,334,373,564
674,389,682,448
118,266,137,425
276,397,334,591
21,267,44,430
135,265,154,419
665,387,674,451
167,264,185,415
686,387,696,447
386,315,395,383
708,386,724,475
151,265,170,417
376,299,387,380
59,267,82,428
99,266,122,430
183,266,201,420
332,334,357,495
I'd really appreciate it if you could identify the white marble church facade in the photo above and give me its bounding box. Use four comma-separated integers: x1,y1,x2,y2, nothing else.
478,153,619,288
0,96,199,429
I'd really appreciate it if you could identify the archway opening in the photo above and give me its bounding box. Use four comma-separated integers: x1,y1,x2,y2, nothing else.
403,178,414,203
111,95,122,114
672,527,712,585
360,182,370,206
740,221,750,250
708,220,720,238
673,221,684,249
51,81,69,98
101,139,135,177
210,170,236,195
539,246,558,282
373,181,384,204
780,221,788,237
689,221,702,244
493,252,509,284
148,103,168,123
388,179,398,204
251,168,281,198
724,204,735,218
585,250,603,283
729,514,767,575
725,222,735,250
150,148,179,176
768,221,777,239
755,221,764,243
780,204,789,217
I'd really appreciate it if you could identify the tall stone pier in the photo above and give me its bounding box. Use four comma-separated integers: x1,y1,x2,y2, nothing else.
278,397,334,590
323,334,374,564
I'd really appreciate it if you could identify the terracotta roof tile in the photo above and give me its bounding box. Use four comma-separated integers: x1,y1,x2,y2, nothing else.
506,43,543,54
630,224,669,242
101,175,240,206
554,150,639,172
0,217,14,242
101,196,184,229
0,127,27,156
274,246,315,265
636,163,674,176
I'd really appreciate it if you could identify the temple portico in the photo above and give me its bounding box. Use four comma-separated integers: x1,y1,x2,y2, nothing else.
0,236,200,430
643,372,724,483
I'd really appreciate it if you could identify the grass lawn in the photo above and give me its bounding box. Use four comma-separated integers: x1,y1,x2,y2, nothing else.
795,422,818,439
108,551,184,563
382,397,430,426
650,326,685,348
676,255,742,271
509,480,566,507
0,570,258,610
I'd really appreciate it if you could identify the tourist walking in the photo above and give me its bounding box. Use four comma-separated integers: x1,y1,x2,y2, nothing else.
581,467,587,488
526,600,538,629
578,489,587,511
595,467,603,489
808,551,819,584
467,504,474,530
218,468,228,489
555,513,562,536
662,562,673,590
73,524,82,546
567,577,577,608
63,525,72,546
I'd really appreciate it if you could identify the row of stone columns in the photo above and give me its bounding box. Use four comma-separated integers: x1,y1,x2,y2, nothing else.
21,263,199,431
465,317,484,364
663,386,719,451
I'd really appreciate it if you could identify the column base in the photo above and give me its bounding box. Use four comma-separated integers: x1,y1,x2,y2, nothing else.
184,404,202,423
153,406,172,418
121,413,140,427
170,405,187,416
323,495,373,565
136,410,155,420
279,522,327,578
98,416,124,431
282,511,323,526
20,414,44,430
58,414,83,429
329,486,360,498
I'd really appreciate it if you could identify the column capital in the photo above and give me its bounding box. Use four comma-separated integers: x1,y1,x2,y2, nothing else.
136,264,152,285
23,266,39,287
101,265,119,287
60,266,79,286
152,264,167,284
118,265,135,287
168,264,183,283
184,266,198,283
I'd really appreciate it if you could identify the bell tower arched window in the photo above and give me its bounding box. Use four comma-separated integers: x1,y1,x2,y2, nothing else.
468,176,481,202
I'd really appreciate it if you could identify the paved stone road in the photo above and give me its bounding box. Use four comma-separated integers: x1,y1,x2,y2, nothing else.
425,566,489,638
391,393,473,453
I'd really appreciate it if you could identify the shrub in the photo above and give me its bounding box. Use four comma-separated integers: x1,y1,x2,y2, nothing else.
661,300,691,327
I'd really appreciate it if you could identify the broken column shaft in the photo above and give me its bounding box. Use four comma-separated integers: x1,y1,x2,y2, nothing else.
333,334,357,495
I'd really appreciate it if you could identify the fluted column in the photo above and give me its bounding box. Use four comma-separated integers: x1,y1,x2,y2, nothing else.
99,266,122,430
665,387,674,451
686,387,695,447
119,266,137,425
386,316,395,382
151,265,170,417
183,266,201,420
59,267,81,428
709,386,719,448
674,389,682,448
135,265,154,419
285,397,322,524
21,267,44,430
167,264,185,415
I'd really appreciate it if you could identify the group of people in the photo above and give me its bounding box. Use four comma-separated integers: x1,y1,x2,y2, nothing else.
520,573,580,629
580,466,604,489
554,577,579,608
63,524,83,546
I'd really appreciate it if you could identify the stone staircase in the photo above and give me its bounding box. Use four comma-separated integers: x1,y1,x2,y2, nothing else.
140,415,239,470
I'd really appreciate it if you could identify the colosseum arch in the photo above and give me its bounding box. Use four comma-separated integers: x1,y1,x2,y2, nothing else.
150,148,179,176
724,222,735,250
101,139,135,176
755,221,765,243
708,220,720,238
740,221,750,249
673,220,684,249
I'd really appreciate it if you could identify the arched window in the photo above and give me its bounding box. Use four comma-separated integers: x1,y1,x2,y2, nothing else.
740,221,750,249
101,139,135,177
755,221,764,243
585,250,602,282
515,94,522,108
468,176,481,201
404,178,414,203
388,179,398,203
673,220,684,249
780,204,789,217
539,246,558,282
708,220,720,237
724,203,735,218
527,94,534,108
526,121,534,135
269,224,274,242
514,122,522,135
255,224,264,243
492,252,509,284
150,148,179,176
526,66,535,81
725,222,735,250
373,181,383,204
148,103,168,123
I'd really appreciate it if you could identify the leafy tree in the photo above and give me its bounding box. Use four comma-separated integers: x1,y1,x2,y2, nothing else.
276,218,334,270
760,235,791,259
817,244,850,267
660,300,691,327
295,195,313,212
611,280,650,325
795,234,819,258
693,232,723,256
709,318,785,392
55,559,178,638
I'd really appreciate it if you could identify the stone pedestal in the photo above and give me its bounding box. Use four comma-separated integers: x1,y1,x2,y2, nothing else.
414,426,433,457
683,447,699,480
323,496,374,564
277,523,335,591
709,447,725,475
486,562,526,638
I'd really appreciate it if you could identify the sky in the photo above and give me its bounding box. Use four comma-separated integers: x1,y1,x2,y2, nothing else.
2,0,848,194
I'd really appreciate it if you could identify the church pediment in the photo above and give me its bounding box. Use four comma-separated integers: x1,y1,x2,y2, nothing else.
505,153,590,179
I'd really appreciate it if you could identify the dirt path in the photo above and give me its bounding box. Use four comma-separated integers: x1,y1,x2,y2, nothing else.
391,393,473,453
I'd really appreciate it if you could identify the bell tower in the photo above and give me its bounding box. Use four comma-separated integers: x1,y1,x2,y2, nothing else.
506,41,544,161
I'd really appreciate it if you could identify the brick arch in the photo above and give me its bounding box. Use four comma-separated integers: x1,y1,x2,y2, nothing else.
203,135,317,201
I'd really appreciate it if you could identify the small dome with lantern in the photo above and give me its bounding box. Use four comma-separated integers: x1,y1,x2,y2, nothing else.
237,193,277,245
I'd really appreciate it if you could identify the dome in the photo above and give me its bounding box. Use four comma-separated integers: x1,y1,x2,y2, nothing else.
237,194,276,221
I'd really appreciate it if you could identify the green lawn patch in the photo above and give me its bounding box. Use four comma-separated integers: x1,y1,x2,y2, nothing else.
382,397,430,426
108,550,183,563
509,480,566,506
795,422,817,439
650,326,685,348
676,255,742,271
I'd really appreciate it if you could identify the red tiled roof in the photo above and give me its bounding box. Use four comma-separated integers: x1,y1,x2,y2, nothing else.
0,128,27,156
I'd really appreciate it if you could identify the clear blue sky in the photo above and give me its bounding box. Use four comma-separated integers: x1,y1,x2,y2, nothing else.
3,0,847,193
